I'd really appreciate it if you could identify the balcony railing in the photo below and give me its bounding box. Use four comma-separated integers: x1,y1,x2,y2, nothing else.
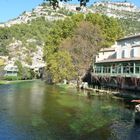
93,65,140,78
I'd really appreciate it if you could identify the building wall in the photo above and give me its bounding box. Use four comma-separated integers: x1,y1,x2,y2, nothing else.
96,35,140,63
117,36,140,59
116,44,132,59
96,50,115,62
133,47,140,57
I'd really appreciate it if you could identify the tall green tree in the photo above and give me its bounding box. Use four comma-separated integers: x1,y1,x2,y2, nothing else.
47,51,76,82
85,13,124,47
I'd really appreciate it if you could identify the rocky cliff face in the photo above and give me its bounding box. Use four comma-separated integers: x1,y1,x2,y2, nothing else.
90,1,140,21
0,1,140,28
0,3,67,27
6,39,45,70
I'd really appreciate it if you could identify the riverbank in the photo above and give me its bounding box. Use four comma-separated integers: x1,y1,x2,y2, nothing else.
57,82,140,100
0,79,36,85
83,86,140,99
56,83,77,89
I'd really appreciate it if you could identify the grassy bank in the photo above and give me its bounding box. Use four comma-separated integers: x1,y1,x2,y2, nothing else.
0,79,36,85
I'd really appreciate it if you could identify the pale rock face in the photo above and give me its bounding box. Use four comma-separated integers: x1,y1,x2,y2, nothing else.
92,1,140,20
31,46,46,71
0,1,139,27
0,3,67,27
5,39,46,71
94,2,138,12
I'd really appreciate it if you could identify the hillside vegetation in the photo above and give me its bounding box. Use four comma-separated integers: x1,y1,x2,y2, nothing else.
0,13,123,82
119,19,140,35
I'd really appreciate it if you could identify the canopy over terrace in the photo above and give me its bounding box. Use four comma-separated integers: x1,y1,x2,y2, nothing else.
93,57,140,78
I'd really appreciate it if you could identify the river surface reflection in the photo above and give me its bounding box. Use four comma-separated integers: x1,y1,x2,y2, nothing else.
0,81,139,140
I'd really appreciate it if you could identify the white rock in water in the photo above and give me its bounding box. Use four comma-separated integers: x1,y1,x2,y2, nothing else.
135,104,140,112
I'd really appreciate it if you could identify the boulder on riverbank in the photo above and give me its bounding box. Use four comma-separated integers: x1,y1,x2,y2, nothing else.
134,104,140,124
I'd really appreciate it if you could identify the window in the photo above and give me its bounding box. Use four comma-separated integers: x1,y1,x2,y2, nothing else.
130,49,134,58
122,50,125,58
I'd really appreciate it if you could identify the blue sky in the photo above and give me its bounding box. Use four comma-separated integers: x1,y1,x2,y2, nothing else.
0,0,140,22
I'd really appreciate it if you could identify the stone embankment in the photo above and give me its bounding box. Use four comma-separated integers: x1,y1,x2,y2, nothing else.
79,82,119,95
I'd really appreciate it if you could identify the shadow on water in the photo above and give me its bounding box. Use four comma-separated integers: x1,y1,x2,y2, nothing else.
128,123,140,140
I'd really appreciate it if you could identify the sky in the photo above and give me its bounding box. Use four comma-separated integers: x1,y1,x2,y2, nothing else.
0,0,140,22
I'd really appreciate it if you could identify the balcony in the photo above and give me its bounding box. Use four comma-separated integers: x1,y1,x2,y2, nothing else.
93,63,140,78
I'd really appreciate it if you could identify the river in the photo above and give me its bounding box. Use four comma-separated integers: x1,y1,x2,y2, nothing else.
0,80,139,140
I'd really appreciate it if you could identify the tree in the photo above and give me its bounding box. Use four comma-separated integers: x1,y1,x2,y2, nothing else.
44,0,90,9
15,60,23,78
61,21,104,76
78,0,89,7
85,13,124,47
14,60,33,79
47,51,76,83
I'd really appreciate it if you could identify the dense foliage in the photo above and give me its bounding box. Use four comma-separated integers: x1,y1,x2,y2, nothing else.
15,60,34,80
0,13,123,82
0,17,52,55
44,13,123,82
119,19,140,35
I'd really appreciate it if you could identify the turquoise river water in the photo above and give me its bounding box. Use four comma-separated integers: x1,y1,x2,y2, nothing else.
0,81,139,140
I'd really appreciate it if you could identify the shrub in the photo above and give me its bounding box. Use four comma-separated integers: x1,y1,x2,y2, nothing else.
4,76,18,81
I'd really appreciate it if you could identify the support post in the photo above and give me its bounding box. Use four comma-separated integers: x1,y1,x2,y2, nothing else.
121,65,123,75
133,62,136,75
110,66,112,75
101,66,103,74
